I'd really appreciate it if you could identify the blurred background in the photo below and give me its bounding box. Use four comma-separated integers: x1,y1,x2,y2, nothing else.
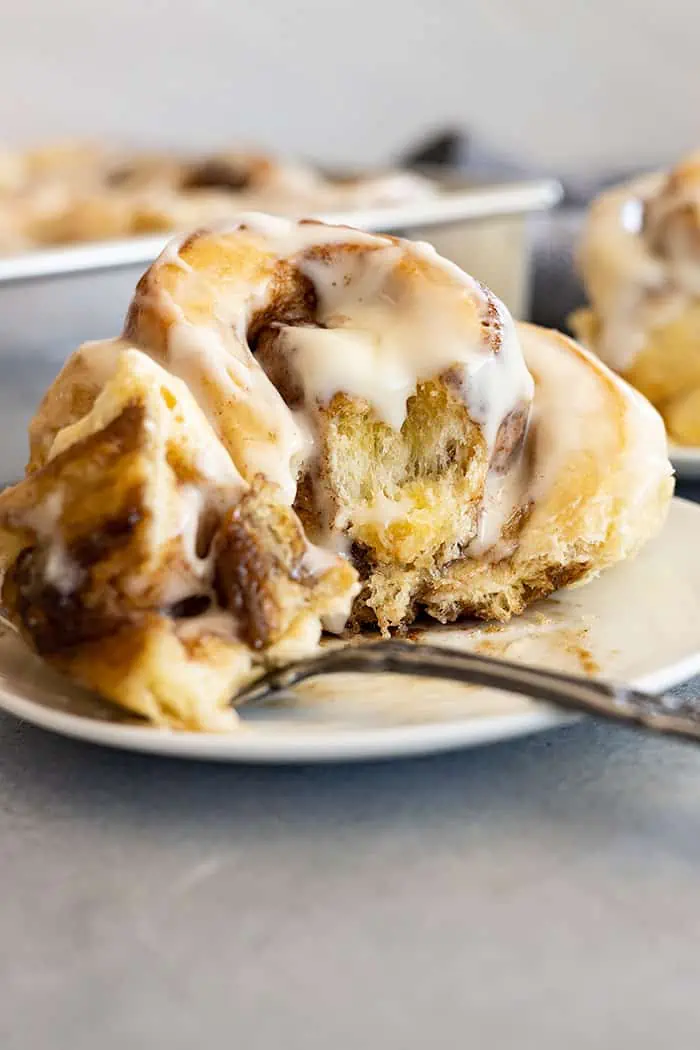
2,0,698,176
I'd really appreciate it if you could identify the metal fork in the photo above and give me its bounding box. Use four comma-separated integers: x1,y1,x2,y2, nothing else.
235,639,700,745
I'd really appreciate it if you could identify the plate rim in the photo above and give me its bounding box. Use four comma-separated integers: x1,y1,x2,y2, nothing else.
1,496,698,764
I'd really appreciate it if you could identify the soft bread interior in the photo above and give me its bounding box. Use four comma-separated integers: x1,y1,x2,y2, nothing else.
291,381,490,629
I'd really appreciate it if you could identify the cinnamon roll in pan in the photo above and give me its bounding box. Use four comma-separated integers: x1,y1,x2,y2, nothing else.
0,217,673,730
0,141,436,253
572,151,700,445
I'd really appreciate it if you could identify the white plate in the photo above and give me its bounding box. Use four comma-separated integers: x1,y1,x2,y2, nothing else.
0,497,699,763
670,445,700,480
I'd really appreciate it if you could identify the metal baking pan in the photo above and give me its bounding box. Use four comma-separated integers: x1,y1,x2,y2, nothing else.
0,177,560,484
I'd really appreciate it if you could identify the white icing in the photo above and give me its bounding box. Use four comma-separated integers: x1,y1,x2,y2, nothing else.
166,320,307,503
43,542,82,594
302,541,345,575
467,450,529,560
321,588,360,636
350,491,415,528
22,487,64,542
461,306,533,452
210,212,381,253
291,247,492,430
158,237,194,274
31,489,84,596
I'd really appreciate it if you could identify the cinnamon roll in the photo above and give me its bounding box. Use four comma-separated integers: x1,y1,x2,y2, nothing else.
0,217,673,729
0,142,435,252
572,150,700,445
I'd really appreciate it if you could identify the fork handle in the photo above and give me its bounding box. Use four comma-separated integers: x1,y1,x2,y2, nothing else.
236,639,700,745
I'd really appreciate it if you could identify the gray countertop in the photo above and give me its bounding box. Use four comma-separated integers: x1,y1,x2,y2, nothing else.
1,363,700,1049
2,714,700,1049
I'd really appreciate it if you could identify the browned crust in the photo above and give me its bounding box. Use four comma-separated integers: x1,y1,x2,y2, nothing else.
476,281,504,354
247,261,318,348
490,402,529,474
3,546,135,654
214,484,317,646
0,404,153,653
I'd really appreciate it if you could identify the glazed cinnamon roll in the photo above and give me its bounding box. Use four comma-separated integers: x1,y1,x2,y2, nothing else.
572,150,700,445
0,217,672,729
